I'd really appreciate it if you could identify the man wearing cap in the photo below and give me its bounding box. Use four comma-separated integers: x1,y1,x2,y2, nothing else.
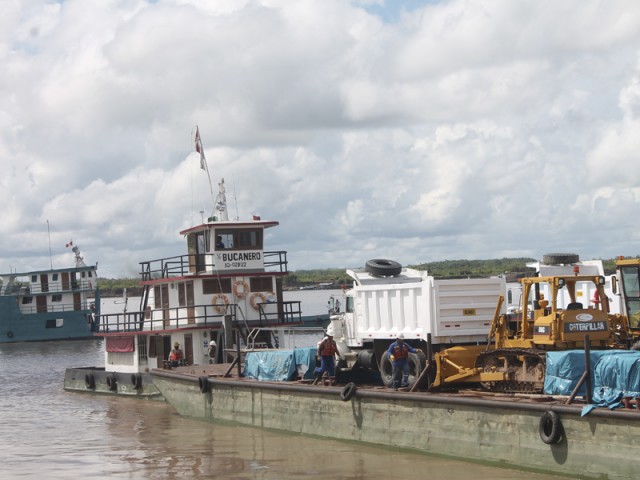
313,327,338,386
207,340,217,364
387,334,417,390
168,341,184,368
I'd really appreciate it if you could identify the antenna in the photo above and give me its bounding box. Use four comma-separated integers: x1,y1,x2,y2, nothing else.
47,220,53,270
232,174,239,220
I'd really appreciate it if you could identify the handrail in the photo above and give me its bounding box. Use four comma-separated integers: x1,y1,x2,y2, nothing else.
139,251,289,280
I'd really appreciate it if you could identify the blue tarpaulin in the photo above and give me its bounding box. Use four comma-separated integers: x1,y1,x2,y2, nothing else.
544,349,640,415
544,350,629,396
243,347,317,382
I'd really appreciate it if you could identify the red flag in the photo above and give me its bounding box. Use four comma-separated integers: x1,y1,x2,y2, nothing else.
195,127,206,170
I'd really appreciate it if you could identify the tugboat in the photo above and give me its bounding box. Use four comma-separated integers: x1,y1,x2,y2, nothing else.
65,174,327,396
0,243,99,343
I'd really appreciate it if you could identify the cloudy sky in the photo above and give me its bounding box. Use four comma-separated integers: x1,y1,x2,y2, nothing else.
2,0,640,278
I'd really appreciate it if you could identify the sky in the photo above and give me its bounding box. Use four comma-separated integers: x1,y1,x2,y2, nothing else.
2,0,640,278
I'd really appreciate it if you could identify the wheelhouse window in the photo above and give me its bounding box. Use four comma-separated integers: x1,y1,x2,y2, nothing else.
216,228,262,251
203,278,232,294
22,296,33,305
249,277,273,292
52,294,62,302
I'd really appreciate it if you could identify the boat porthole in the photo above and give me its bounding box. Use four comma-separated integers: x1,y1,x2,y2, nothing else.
340,382,357,402
198,376,210,393
539,410,563,444
106,374,118,392
84,373,96,389
6,331,14,339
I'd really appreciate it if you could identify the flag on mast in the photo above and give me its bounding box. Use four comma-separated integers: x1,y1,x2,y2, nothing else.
194,125,216,215
195,126,207,171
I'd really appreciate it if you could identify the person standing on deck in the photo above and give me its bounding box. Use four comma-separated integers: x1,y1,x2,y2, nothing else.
387,334,418,390
314,328,338,386
208,340,217,364
168,341,184,367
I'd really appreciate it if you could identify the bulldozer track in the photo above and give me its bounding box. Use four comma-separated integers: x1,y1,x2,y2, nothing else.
476,348,547,394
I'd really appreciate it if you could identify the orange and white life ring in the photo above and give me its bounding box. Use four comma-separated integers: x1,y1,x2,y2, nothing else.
233,280,249,299
250,292,267,310
211,294,229,314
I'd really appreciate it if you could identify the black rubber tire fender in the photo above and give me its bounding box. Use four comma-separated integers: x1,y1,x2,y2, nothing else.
106,374,118,392
542,253,579,265
340,382,357,402
539,410,563,444
379,351,394,387
365,259,402,277
131,373,142,390
84,373,96,389
198,376,210,393
6,331,14,339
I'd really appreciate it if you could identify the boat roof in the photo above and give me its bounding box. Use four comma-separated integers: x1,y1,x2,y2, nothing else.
180,219,279,235
0,264,97,278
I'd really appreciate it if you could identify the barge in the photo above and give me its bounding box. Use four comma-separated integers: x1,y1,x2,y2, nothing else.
151,359,640,480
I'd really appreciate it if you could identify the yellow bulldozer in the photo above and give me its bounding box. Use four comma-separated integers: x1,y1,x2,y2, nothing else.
430,269,631,393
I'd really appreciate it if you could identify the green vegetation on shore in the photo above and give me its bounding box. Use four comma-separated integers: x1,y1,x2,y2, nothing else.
97,257,625,296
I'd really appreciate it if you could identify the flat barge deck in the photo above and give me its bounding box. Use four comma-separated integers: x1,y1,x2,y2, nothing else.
151,364,639,480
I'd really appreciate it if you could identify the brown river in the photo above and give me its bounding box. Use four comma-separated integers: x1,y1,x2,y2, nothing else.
0,339,580,479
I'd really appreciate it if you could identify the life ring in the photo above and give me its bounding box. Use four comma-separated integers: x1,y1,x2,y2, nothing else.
539,410,563,444
250,292,267,310
6,331,14,339
106,374,118,392
211,294,229,314
85,373,96,389
131,373,142,390
233,280,249,299
198,376,210,393
340,382,357,401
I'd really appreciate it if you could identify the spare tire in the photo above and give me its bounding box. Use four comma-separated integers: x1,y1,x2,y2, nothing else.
365,259,402,277
543,253,579,265
379,351,394,387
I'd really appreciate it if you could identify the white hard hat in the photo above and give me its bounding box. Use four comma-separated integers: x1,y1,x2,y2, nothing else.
209,341,217,346
397,333,405,339
326,326,334,336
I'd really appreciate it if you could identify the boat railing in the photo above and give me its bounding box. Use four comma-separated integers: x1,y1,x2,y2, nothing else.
246,326,326,350
19,302,91,314
2,280,96,295
96,303,238,333
139,251,289,280
256,300,303,325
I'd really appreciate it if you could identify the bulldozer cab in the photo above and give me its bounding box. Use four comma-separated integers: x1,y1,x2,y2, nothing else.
520,275,614,348
615,258,640,331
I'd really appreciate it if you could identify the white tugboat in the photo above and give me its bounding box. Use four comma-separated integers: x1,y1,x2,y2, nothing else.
65,132,327,396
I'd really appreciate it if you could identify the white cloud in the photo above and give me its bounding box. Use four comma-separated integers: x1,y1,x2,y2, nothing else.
2,0,640,278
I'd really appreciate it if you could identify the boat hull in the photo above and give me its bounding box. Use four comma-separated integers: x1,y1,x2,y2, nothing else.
64,367,163,399
0,298,96,343
152,369,639,480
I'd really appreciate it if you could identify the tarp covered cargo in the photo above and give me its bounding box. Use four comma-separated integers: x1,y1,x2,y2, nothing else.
243,347,317,382
544,350,629,396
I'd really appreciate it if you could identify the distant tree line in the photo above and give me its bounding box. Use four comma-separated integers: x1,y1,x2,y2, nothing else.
96,256,632,295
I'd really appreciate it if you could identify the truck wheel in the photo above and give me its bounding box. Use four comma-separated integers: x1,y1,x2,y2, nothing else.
365,259,402,277
542,253,579,265
407,352,425,387
379,352,394,387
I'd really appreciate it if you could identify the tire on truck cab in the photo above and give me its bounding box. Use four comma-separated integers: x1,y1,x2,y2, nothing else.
542,253,579,265
365,259,402,277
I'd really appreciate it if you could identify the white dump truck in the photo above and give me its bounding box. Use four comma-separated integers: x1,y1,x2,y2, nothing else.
328,259,506,387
